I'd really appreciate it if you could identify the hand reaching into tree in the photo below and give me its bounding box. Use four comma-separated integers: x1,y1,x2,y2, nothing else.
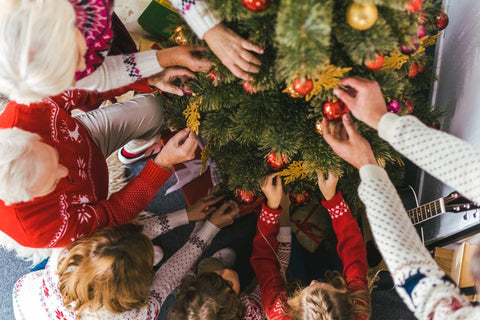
147,67,196,96
334,77,388,130
156,46,212,72
261,174,283,210
187,195,225,221
154,128,198,168
208,200,240,228
316,170,338,201
204,24,264,80
322,114,377,169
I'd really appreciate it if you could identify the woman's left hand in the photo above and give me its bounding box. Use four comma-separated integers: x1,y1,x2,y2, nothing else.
187,194,225,221
316,170,339,201
156,46,212,72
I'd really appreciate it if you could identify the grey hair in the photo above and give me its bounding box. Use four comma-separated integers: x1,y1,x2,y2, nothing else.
0,0,78,103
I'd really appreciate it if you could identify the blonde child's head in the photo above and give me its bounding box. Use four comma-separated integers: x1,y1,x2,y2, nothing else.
56,223,155,316
287,271,371,320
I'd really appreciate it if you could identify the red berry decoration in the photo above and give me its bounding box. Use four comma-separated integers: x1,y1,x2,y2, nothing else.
266,151,289,170
242,81,256,94
404,100,415,114
365,52,384,70
242,0,271,12
289,191,310,207
235,189,257,204
292,77,314,97
208,71,217,82
437,12,449,31
408,63,419,78
405,0,422,12
323,100,349,121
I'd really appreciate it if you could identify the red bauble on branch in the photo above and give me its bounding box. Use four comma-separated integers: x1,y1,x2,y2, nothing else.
235,189,257,204
242,0,271,12
266,151,289,170
437,12,449,31
323,100,349,121
365,52,384,70
289,191,310,207
292,77,313,97
405,0,422,12
242,81,256,94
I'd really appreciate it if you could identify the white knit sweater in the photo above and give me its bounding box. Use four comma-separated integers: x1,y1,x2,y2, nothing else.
358,113,480,319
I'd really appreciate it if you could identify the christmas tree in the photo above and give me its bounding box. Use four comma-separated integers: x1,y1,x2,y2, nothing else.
163,0,447,211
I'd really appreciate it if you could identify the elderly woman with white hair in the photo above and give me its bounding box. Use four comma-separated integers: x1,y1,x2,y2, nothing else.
0,0,263,103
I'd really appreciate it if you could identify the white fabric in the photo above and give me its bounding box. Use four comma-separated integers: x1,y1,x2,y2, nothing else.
168,0,220,39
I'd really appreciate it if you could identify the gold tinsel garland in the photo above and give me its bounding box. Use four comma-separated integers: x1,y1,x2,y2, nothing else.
183,96,202,135
305,61,352,101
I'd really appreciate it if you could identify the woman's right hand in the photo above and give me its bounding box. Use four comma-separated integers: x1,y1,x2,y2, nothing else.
208,200,240,228
154,128,198,169
261,174,283,210
156,46,212,72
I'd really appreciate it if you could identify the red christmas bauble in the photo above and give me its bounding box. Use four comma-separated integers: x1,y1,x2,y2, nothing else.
242,81,256,94
208,71,217,82
400,37,420,55
365,52,384,70
235,189,257,204
405,0,422,12
437,12,449,31
292,77,314,97
417,25,426,38
266,151,289,170
242,0,271,12
404,100,415,114
323,100,349,121
408,63,419,78
289,191,310,207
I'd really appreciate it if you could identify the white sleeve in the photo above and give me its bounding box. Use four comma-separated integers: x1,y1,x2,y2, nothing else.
358,164,480,319
378,113,480,203
137,209,189,239
75,51,162,91
168,0,221,39
277,226,291,271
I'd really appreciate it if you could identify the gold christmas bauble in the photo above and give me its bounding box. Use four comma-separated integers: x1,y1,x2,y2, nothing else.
376,157,386,168
174,26,188,46
346,3,378,31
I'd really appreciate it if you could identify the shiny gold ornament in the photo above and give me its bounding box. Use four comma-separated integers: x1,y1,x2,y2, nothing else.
346,3,378,31
278,161,312,184
315,120,323,135
173,26,188,46
283,85,302,98
183,96,202,134
376,157,386,168
307,61,352,101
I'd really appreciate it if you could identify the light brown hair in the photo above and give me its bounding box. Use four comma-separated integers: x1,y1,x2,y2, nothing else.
169,272,245,320
56,223,155,317
287,271,371,320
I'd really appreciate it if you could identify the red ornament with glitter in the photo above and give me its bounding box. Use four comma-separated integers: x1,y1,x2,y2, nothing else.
437,13,449,31
323,100,349,121
242,0,271,12
292,77,314,97
266,151,289,170
405,0,422,12
289,191,310,207
404,100,415,114
365,52,384,70
242,81,256,94
387,100,401,113
417,25,426,38
235,189,257,204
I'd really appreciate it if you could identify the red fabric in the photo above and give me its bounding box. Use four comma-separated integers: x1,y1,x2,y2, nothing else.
0,90,171,248
250,203,290,320
321,191,370,320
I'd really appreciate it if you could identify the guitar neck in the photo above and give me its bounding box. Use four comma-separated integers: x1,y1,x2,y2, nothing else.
407,198,445,224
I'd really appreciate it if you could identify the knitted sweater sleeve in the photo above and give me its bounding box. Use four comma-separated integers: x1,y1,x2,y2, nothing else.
55,161,171,248
137,209,190,239
358,164,480,319
321,192,368,290
250,203,290,320
150,220,220,307
75,51,163,92
168,0,220,39
378,113,480,203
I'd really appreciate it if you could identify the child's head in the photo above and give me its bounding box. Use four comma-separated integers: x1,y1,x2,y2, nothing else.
169,271,245,320
287,271,370,320
56,223,155,316
0,0,86,103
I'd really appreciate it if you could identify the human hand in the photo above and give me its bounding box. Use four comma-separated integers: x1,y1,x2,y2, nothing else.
156,46,212,72
203,24,264,80
154,128,198,168
261,174,283,210
316,170,339,201
334,77,388,130
187,195,225,221
147,68,196,96
322,114,377,169
208,200,240,228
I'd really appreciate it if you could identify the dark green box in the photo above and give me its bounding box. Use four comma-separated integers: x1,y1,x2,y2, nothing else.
138,0,183,40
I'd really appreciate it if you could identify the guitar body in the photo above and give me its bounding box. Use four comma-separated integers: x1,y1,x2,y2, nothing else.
399,188,480,249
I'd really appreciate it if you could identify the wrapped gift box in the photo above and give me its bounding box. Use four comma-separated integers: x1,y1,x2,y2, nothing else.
138,0,183,40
